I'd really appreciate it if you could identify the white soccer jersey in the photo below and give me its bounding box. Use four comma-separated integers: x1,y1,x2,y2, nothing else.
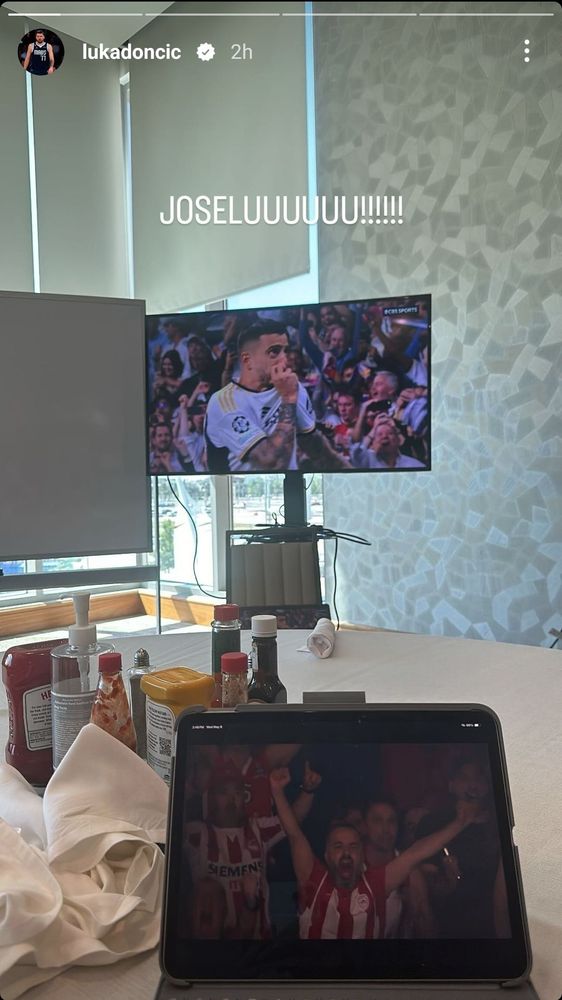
185,817,284,936
205,381,315,472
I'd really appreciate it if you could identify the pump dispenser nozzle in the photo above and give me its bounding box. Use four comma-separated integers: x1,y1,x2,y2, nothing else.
68,593,97,648
68,593,97,693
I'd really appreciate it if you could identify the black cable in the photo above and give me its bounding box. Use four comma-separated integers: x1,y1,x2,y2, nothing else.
317,528,370,631
164,477,371,616
318,527,371,547
242,522,368,630
166,476,222,600
332,534,340,630
305,474,315,491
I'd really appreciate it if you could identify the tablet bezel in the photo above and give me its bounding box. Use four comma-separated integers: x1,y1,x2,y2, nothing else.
160,704,531,987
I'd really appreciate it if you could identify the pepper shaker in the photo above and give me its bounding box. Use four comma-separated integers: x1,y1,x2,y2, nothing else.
128,647,150,760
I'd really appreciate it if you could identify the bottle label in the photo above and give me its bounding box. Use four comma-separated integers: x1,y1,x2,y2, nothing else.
90,674,137,752
23,684,52,751
212,628,241,676
51,690,96,767
146,698,175,784
6,687,15,743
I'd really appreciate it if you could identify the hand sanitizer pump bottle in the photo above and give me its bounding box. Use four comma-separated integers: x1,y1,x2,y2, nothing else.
51,593,114,768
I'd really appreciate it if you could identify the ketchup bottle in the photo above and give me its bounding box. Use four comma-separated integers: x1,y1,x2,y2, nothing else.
2,638,65,788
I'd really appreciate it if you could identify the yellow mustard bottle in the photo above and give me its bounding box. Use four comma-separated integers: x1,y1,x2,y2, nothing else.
140,667,214,784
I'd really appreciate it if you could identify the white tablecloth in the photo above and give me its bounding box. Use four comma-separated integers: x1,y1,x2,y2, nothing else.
1,629,561,1000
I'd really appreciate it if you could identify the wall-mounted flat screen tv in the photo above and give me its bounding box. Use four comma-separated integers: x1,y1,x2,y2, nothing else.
146,294,430,476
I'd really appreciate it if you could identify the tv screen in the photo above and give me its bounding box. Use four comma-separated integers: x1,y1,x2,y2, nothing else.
146,295,430,476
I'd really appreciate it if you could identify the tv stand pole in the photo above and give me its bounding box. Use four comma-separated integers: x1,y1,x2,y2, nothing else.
283,471,307,528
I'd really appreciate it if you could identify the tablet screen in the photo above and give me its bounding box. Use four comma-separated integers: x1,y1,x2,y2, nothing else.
162,707,530,983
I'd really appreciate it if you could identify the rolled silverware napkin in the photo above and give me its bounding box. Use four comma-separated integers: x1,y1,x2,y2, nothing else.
306,618,336,658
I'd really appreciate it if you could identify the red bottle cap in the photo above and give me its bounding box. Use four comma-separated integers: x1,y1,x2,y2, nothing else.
221,652,247,675
99,652,122,674
213,604,240,622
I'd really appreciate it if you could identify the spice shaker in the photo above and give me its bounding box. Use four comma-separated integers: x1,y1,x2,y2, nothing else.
221,652,248,707
211,604,241,706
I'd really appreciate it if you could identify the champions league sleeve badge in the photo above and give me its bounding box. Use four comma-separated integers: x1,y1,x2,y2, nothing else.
232,415,251,434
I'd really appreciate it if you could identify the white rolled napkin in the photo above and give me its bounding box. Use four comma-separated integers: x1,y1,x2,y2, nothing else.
306,618,336,658
0,723,169,1000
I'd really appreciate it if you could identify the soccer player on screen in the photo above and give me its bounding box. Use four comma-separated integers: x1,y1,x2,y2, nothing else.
205,322,348,472
270,768,479,940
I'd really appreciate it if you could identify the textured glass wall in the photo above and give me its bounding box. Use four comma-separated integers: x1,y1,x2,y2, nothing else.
315,1,562,645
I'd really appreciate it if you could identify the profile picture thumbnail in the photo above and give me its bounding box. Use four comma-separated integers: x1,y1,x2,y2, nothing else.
18,28,64,76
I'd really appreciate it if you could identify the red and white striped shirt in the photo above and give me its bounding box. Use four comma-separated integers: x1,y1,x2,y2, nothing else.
299,860,386,940
186,816,284,936
200,751,274,819
240,752,273,817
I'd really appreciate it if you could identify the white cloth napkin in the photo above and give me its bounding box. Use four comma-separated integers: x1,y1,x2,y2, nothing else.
0,723,169,999
302,618,336,658
0,764,46,849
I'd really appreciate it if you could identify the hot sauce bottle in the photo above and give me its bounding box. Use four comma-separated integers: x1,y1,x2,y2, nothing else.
247,615,287,705
90,652,136,752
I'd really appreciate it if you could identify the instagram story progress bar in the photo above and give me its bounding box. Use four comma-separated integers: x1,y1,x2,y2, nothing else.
7,8,557,15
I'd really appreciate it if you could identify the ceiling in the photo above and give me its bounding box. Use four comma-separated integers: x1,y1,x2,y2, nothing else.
3,1,176,48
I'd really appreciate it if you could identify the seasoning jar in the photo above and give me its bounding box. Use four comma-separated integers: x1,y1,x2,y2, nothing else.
140,667,215,783
90,652,137,752
221,652,248,708
211,604,241,706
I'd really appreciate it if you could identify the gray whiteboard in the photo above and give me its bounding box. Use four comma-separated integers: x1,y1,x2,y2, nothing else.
0,290,152,559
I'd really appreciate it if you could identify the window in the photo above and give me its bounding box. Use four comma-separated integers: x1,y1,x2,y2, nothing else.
157,476,216,593
1,6,319,618
154,5,320,597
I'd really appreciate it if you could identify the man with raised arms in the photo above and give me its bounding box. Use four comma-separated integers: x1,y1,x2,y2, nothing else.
270,767,479,940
